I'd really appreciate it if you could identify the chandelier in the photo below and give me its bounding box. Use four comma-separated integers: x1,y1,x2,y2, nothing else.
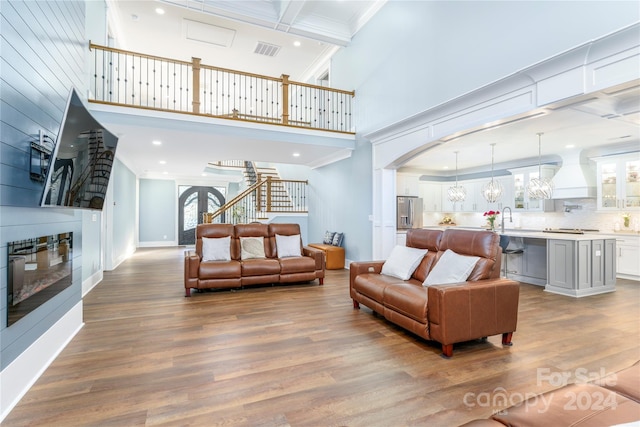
482,143,503,203
527,132,554,199
447,151,466,203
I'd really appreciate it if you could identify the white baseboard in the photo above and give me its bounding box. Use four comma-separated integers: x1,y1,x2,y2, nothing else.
138,240,178,247
0,302,84,422
82,270,103,296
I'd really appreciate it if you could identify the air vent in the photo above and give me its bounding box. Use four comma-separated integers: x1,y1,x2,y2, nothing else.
254,42,280,57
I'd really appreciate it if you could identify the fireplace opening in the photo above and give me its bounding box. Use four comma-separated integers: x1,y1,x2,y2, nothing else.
7,232,73,326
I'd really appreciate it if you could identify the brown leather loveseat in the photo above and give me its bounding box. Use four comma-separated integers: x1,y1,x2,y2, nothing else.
460,361,640,426
350,228,520,357
184,223,324,296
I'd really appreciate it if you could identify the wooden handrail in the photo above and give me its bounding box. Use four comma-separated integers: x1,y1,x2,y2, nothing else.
89,43,355,133
210,178,267,221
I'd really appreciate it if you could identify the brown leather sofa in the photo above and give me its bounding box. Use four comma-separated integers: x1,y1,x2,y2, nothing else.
350,228,520,357
184,223,325,297
460,361,640,426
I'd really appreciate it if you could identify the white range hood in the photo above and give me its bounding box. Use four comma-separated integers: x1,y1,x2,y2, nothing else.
551,152,597,199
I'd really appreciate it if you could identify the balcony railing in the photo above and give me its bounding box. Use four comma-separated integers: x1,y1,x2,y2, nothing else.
89,43,355,134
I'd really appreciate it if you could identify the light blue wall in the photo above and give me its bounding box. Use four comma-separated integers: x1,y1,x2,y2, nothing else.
311,1,639,261
332,1,640,134
139,179,176,243
0,0,88,368
111,159,137,256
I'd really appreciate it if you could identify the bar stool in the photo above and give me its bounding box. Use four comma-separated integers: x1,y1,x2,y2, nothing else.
499,235,523,278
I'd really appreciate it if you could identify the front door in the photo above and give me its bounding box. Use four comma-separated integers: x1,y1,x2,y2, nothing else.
178,186,226,245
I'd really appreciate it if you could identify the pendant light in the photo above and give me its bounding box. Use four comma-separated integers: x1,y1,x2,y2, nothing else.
482,143,503,203
447,151,467,203
527,132,554,199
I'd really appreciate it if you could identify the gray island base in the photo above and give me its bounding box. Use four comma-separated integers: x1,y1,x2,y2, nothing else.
501,231,616,298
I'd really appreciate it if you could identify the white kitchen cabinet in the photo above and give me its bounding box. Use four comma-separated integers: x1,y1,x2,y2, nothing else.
477,175,513,213
616,235,640,280
509,166,556,212
419,182,442,212
396,173,420,196
595,153,640,211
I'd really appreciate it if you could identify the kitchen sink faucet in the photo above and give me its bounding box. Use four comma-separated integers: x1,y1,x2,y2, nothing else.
501,207,513,234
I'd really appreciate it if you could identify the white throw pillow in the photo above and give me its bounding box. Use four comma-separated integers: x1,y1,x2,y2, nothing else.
202,236,231,261
276,234,302,258
240,236,266,260
381,245,428,280
423,249,480,286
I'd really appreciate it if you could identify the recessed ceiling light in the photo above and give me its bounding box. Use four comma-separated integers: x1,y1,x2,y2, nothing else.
201,173,207,176
152,140,162,145
293,152,300,157
566,144,575,148
443,166,449,169
155,8,165,15
159,160,166,164
293,41,301,47
162,171,168,175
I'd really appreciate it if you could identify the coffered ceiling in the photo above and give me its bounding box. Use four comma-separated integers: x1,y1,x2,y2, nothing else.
102,1,639,179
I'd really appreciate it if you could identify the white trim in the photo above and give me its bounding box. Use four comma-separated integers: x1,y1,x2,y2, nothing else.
82,270,104,296
138,240,179,247
0,303,84,422
544,284,616,298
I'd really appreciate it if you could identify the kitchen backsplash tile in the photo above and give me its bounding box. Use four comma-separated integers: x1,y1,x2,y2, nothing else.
425,199,639,233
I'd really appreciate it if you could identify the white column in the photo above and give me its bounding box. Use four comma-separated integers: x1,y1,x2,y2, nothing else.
372,167,396,259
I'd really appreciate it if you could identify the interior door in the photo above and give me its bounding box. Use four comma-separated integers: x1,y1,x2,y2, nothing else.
178,186,226,245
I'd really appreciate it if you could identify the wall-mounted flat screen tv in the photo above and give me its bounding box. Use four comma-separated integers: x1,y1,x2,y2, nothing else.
41,88,118,210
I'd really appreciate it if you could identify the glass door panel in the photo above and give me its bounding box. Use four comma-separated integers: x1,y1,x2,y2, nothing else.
625,160,640,208
514,173,525,210
600,163,618,208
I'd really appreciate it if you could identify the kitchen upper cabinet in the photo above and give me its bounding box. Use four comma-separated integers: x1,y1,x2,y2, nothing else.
510,166,556,212
397,173,420,196
477,176,513,212
595,153,640,211
440,176,513,213
419,182,442,212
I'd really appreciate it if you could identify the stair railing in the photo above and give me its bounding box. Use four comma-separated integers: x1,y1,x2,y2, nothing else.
210,177,308,224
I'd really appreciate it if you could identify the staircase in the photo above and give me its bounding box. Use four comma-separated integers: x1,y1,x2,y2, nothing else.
208,161,308,224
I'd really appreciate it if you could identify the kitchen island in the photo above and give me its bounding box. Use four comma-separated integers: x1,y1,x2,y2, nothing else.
496,230,616,297
405,227,618,297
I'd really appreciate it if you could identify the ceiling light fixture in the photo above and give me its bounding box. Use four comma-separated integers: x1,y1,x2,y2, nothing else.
482,143,503,203
527,132,554,200
155,8,165,15
293,152,300,157
447,151,466,203
293,41,301,47
152,140,162,145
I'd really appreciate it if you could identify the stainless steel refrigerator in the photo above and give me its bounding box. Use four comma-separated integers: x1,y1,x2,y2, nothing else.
397,196,423,229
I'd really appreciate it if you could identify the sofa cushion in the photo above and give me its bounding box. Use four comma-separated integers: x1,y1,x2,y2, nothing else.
381,245,428,280
202,236,231,261
240,236,266,260
354,273,404,302
279,256,316,274
383,282,429,323
423,249,479,286
276,234,302,258
199,260,241,279
241,258,281,277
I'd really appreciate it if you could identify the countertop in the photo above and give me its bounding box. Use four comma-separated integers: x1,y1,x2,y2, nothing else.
399,226,640,241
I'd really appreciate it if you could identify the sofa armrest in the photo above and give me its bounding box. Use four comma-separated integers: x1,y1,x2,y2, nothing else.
427,278,520,346
303,246,324,271
184,250,200,294
349,261,385,289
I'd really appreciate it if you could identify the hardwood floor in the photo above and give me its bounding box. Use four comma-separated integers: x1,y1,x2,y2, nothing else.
4,247,639,426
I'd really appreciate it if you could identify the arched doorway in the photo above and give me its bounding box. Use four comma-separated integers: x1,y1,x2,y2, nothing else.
178,186,226,245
